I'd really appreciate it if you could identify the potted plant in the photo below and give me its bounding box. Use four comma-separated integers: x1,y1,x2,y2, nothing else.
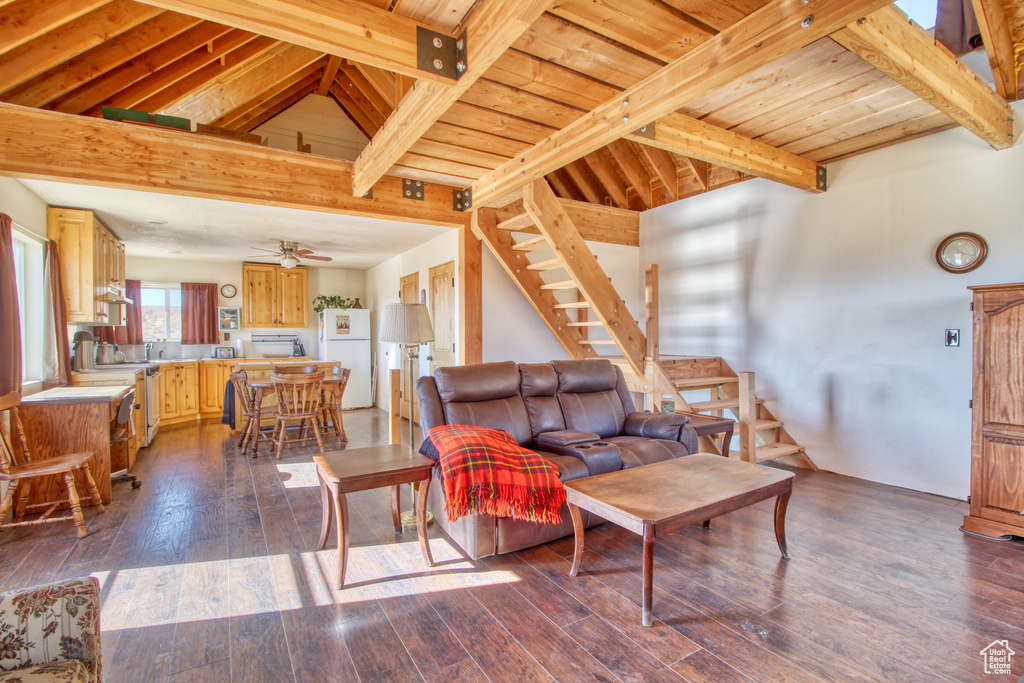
312,295,357,315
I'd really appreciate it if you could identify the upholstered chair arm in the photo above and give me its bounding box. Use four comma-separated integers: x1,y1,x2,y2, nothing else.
0,576,101,682
624,411,690,441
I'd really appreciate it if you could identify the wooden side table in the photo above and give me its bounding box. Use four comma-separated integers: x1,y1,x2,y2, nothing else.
679,411,735,455
314,444,435,589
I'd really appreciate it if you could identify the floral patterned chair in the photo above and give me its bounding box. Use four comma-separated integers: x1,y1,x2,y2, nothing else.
0,576,100,682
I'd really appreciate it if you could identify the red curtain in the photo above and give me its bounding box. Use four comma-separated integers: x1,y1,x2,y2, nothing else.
95,279,142,345
181,282,218,345
935,0,981,55
0,214,22,396
43,240,72,388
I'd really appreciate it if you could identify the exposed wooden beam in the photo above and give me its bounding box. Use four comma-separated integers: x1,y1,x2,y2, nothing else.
338,61,394,118
523,180,646,377
969,0,1019,101
494,196,639,246
0,103,465,227
136,0,457,83
0,0,161,95
471,0,893,206
546,170,584,202
583,150,628,208
330,87,378,137
626,112,825,193
458,222,483,365
354,63,397,109
831,5,1013,149
216,62,322,130
637,144,679,201
350,0,550,196
563,160,605,205
317,55,342,97
0,0,109,57
683,156,710,191
607,140,652,209
333,68,388,129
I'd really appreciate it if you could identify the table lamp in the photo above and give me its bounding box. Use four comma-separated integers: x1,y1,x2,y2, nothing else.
379,302,435,530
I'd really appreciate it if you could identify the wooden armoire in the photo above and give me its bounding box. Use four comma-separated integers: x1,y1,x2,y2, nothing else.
963,282,1024,539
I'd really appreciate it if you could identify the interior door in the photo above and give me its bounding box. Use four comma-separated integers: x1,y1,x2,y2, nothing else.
428,261,456,374
399,272,420,422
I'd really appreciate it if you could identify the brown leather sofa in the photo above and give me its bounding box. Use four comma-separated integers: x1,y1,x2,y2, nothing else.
417,358,699,559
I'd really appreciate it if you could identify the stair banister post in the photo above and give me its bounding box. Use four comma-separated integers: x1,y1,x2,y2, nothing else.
645,264,659,411
738,372,756,462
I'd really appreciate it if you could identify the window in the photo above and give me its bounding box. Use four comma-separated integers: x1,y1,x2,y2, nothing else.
140,285,182,341
11,228,44,383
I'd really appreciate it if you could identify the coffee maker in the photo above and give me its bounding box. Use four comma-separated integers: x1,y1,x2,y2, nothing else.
72,331,96,371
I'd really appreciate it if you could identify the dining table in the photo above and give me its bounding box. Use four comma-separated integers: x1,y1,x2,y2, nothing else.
246,374,348,457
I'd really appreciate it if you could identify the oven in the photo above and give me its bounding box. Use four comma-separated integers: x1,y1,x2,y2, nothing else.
145,370,161,446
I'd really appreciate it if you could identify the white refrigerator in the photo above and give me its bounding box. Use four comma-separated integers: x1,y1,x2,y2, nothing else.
318,308,373,409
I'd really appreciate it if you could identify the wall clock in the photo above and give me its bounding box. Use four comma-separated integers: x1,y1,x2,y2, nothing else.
936,232,987,274
220,283,237,298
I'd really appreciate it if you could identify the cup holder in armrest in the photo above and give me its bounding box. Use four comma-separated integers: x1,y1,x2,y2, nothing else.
594,442,609,446
578,445,591,449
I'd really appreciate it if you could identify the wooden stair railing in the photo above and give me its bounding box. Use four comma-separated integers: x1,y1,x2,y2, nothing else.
472,179,813,468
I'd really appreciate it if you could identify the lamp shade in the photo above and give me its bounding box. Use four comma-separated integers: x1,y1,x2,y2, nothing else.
379,303,434,344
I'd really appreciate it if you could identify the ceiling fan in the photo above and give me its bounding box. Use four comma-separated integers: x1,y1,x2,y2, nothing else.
249,240,333,268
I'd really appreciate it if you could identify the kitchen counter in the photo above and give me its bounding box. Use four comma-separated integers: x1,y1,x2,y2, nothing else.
23,385,130,406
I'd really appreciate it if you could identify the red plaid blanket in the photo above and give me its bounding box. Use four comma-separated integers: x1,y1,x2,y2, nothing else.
428,424,565,525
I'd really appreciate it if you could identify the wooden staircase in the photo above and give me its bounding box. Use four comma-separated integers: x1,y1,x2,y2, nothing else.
473,179,813,468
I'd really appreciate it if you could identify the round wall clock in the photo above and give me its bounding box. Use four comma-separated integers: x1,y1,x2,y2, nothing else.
220,283,237,298
936,232,987,274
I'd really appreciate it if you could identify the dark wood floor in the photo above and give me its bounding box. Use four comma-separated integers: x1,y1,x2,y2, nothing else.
1,411,1022,682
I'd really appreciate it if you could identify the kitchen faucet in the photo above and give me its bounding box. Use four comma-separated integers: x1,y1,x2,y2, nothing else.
144,342,153,360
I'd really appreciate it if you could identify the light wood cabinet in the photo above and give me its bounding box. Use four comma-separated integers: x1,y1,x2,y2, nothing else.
70,369,146,467
242,263,308,328
199,360,232,417
47,207,127,325
159,361,199,425
963,282,1024,540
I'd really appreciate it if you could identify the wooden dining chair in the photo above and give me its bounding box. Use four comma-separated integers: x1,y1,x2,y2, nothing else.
270,371,326,459
273,365,319,374
320,367,351,442
0,392,106,539
230,369,267,454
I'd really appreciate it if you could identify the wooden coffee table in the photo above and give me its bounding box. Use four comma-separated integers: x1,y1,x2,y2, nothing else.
564,454,794,626
314,444,435,589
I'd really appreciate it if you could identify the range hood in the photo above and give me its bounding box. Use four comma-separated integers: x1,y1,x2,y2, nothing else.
98,292,134,305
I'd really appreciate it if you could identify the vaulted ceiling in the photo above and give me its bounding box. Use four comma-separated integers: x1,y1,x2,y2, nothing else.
1,0,1021,221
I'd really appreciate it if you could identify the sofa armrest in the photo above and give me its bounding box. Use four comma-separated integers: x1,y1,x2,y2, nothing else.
537,441,621,476
624,411,690,441
535,430,600,447
0,576,101,683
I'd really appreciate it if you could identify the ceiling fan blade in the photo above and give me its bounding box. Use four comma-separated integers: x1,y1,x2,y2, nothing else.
294,249,313,255
302,255,333,261
250,247,282,254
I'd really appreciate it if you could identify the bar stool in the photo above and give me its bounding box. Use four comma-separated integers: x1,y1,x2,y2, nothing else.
270,371,326,459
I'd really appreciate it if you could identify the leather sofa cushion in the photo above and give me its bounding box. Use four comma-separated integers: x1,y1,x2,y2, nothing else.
436,361,521,402
557,390,626,438
552,359,619,393
520,363,559,396
443,398,533,447
520,363,566,437
605,435,686,468
533,449,589,482
624,411,689,441
535,430,600,446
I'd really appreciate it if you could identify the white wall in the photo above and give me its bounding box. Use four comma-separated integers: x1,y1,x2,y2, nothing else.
252,93,368,161
124,256,365,361
0,177,47,239
641,102,1024,500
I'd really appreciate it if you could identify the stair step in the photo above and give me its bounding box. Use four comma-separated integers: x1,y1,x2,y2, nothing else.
526,258,563,271
540,280,577,291
512,236,550,252
497,212,535,232
566,321,603,327
755,419,784,431
686,397,763,412
755,443,805,462
579,340,616,345
672,376,738,389
553,301,590,309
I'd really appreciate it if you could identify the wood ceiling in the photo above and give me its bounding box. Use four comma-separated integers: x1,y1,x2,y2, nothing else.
1,0,1021,219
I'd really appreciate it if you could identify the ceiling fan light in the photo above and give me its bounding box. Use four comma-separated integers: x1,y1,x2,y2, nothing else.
280,255,299,269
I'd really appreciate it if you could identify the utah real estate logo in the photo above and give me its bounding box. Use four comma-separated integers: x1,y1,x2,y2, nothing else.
979,640,1014,675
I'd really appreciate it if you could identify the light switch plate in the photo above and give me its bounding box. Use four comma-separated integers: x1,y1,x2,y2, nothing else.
945,329,960,347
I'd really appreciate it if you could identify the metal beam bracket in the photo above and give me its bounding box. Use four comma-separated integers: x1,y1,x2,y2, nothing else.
632,121,655,140
417,27,467,80
453,188,472,211
362,188,373,199
816,165,827,191
402,179,425,201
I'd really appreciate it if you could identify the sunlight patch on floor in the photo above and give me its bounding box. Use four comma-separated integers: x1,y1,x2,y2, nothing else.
274,460,319,489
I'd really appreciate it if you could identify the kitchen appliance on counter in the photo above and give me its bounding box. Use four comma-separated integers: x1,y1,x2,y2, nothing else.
213,347,235,359
72,331,95,371
96,341,126,365
318,308,372,409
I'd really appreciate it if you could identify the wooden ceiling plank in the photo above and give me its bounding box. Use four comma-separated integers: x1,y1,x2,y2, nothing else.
969,0,1018,101
0,0,161,95
50,21,231,115
4,12,203,109
0,0,110,57
387,164,478,187
626,111,824,192
353,63,397,109
163,42,320,123
637,143,679,200
563,160,606,205
582,150,628,208
440,101,555,143
391,0,477,33
395,151,489,181
659,0,770,32
317,55,343,97
88,29,256,115
483,48,619,110
228,71,321,131
133,34,272,114
0,102,465,226
549,0,714,63
333,72,388,128
409,138,511,169
350,0,550,196
215,61,323,129
831,5,1013,149
459,79,586,129
135,0,458,83
422,121,531,158
606,140,653,209
339,61,394,118
472,0,894,206
805,110,958,163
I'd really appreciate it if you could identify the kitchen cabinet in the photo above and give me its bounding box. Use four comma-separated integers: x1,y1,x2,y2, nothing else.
160,361,199,425
46,207,127,325
963,282,1024,540
242,263,308,328
199,360,232,417
71,369,146,467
